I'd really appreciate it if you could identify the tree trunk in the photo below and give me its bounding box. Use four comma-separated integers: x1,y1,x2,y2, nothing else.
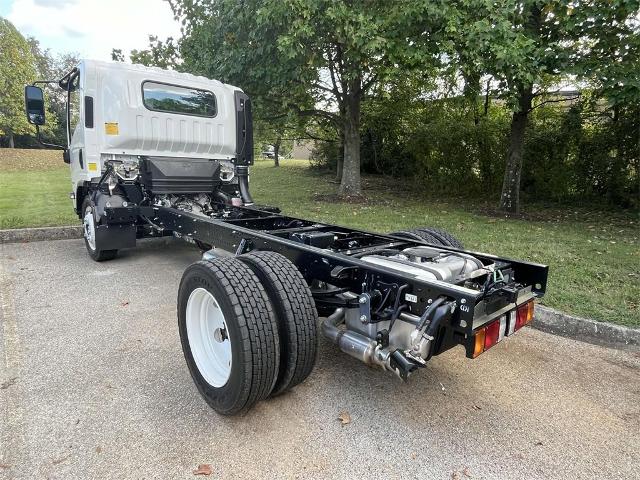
335,130,344,182
8,132,15,148
607,104,625,204
499,4,542,214
636,116,640,209
478,80,492,187
499,87,533,214
338,88,361,196
273,139,280,167
463,72,492,189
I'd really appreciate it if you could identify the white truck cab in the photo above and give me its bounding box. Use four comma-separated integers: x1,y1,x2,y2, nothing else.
25,59,254,260
66,60,242,186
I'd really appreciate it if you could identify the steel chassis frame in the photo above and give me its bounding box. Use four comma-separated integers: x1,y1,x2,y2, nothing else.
149,203,549,359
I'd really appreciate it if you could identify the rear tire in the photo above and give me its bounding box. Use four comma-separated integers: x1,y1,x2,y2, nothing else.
238,251,318,397
416,227,464,248
81,197,118,261
390,227,464,249
178,258,280,415
390,229,442,245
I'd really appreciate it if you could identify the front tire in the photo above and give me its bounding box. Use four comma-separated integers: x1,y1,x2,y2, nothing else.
81,197,118,261
178,259,280,415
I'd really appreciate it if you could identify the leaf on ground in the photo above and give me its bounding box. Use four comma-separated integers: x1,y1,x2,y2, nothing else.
337,411,351,425
193,464,213,476
95,446,102,453
0,463,10,469
0,377,17,389
452,467,471,479
52,454,71,465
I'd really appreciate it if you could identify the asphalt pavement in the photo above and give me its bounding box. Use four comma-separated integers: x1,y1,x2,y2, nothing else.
1,238,638,479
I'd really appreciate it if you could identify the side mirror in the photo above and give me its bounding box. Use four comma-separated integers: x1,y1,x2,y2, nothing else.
24,85,46,126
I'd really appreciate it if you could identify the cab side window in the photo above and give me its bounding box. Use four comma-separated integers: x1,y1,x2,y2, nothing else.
142,81,217,117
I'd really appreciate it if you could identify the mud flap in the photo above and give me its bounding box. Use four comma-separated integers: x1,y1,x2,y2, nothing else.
94,224,136,250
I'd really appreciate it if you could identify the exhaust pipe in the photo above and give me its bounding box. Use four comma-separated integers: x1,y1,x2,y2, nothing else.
321,308,376,364
321,308,415,379
236,166,254,205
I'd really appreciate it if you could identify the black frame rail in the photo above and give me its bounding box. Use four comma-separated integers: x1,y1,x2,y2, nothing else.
153,204,548,343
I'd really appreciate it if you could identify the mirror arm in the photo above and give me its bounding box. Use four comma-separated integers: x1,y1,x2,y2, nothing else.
32,80,59,86
35,125,65,150
28,80,66,150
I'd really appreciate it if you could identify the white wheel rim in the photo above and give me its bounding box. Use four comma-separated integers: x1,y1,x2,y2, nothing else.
83,207,96,251
186,288,232,387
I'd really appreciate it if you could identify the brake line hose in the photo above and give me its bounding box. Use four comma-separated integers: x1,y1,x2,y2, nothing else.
416,296,448,331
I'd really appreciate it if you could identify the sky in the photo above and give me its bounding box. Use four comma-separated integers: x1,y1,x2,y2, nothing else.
1,0,181,60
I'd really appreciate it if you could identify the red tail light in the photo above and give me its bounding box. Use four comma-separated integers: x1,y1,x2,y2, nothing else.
471,300,535,358
516,300,535,331
484,319,501,350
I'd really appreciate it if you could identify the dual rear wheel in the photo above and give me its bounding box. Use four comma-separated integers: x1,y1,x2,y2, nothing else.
177,252,318,415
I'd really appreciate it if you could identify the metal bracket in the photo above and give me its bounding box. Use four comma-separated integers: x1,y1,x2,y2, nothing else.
235,238,252,255
358,292,371,323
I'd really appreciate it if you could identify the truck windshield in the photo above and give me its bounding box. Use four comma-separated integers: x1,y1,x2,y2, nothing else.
142,81,216,117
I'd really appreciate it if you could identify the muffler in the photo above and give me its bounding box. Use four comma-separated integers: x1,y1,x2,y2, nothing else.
321,308,416,380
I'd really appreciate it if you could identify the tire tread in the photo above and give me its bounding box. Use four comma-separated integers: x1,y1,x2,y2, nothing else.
390,227,464,249
239,251,318,396
417,227,464,248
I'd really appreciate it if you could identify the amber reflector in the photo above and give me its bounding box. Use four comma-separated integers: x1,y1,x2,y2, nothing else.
526,301,535,324
473,329,486,358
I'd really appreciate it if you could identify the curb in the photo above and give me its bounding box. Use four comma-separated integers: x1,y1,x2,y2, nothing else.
1,226,638,351
0,226,83,244
533,305,640,351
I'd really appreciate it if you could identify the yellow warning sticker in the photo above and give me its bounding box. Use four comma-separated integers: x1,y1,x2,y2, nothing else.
104,122,119,135
88,162,98,172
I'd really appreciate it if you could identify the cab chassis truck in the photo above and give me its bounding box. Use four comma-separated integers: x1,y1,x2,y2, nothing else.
25,60,548,415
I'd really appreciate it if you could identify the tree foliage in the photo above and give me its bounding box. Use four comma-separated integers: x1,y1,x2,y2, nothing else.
448,0,640,212
28,37,78,146
112,35,181,70
0,18,37,147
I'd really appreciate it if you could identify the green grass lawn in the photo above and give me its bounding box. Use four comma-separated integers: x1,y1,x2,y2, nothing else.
1,150,638,327
0,150,78,229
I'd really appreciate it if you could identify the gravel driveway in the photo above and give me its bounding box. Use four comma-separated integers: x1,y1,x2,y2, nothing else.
1,238,638,479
